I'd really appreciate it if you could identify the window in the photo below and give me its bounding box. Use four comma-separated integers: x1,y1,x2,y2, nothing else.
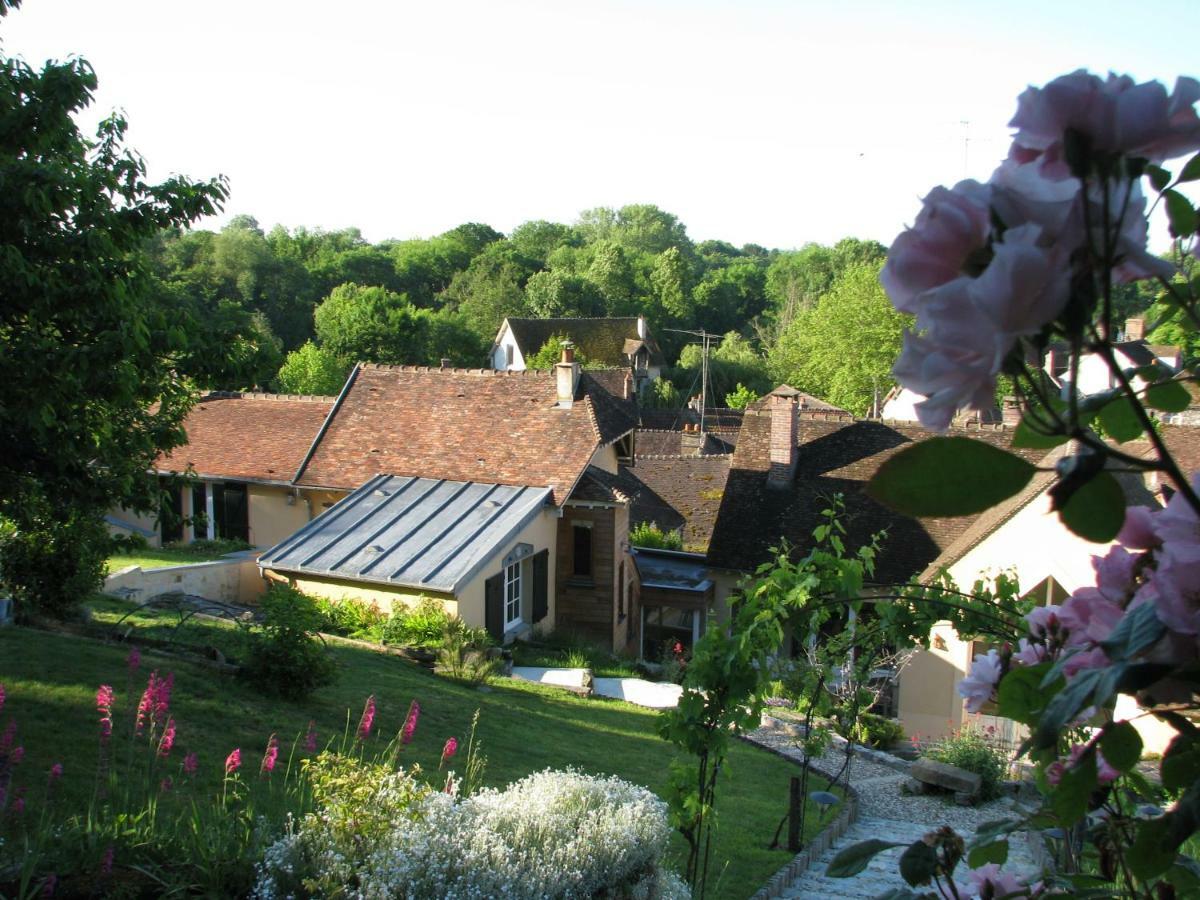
505,344,514,368
504,560,522,629
618,561,626,622
572,525,592,579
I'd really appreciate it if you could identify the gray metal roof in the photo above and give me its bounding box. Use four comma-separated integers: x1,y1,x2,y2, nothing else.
258,475,551,594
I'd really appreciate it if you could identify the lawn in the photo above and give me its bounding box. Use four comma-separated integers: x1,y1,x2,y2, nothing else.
105,540,251,573
0,614,832,898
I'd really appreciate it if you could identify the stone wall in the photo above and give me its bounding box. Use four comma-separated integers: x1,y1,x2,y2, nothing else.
103,554,266,606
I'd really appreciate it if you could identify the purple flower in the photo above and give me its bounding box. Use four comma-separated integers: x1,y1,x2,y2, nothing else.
0,683,5,714
160,777,173,793
42,873,56,897
357,695,376,741
48,762,63,783
97,685,114,744
401,700,420,746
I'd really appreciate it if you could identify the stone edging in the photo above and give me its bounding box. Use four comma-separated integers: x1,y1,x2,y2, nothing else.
741,734,861,900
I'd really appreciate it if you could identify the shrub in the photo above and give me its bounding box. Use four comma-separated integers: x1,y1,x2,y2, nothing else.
630,521,683,551
844,712,904,749
257,765,687,899
924,727,1008,801
0,508,110,619
241,585,338,700
382,598,453,648
314,596,385,639
167,537,252,555
435,620,499,686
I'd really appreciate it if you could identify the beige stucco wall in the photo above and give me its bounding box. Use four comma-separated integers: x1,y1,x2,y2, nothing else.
248,485,311,549
288,574,460,618
106,506,162,547
104,555,266,605
588,444,620,475
897,489,1174,753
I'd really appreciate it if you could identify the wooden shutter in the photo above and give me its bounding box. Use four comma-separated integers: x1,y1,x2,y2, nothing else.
485,573,504,641
532,549,549,624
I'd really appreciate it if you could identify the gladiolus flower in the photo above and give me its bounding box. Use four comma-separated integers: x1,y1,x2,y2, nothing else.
96,684,114,743
224,748,241,775
303,720,318,752
157,718,176,758
261,734,279,775
42,873,56,897
441,736,458,764
100,845,114,877
357,695,376,741
127,647,141,673
11,789,25,815
0,719,15,753
0,683,5,713
182,751,198,776
48,762,63,782
401,700,420,746
9,746,23,765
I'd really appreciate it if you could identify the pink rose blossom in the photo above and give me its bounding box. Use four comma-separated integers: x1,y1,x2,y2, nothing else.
1013,638,1046,666
401,700,420,746
1092,546,1138,603
892,313,1005,430
958,650,1003,713
967,223,1070,338
357,695,376,741
1118,505,1160,550
967,862,1028,898
1050,744,1120,787
261,734,279,775
880,180,992,314
1024,604,1063,640
224,748,241,775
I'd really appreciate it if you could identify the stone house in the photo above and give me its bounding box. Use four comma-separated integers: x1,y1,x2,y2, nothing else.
490,315,664,390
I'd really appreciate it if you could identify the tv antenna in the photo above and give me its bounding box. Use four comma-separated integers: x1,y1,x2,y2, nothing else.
665,328,715,432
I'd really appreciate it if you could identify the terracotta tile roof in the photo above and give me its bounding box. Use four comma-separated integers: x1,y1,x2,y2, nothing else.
581,372,639,445
570,466,641,504
503,317,665,367
748,385,848,415
295,365,616,505
635,430,728,457
705,413,1047,583
156,392,335,483
622,454,731,553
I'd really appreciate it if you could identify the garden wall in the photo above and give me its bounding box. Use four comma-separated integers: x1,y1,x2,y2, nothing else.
104,555,266,606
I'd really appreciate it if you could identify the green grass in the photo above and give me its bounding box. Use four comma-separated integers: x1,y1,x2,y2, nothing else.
0,616,833,898
511,633,647,679
106,546,239,573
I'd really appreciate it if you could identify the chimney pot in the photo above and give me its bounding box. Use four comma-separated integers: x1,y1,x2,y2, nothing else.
555,342,580,407
561,341,575,365
440,358,451,369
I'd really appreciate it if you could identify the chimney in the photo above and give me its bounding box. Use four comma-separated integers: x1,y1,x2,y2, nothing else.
766,391,799,490
1125,317,1145,341
623,369,634,400
555,341,580,407
636,314,647,339
440,358,452,369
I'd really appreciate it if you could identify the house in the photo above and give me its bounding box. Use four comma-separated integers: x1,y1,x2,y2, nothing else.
254,351,646,648
108,392,336,549
490,316,664,388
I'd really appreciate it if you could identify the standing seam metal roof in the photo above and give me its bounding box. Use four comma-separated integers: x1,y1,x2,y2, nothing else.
258,475,551,593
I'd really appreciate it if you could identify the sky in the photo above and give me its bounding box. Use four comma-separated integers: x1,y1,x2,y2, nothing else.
2,0,1197,250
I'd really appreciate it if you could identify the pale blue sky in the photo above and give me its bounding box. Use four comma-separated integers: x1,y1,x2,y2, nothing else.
3,0,1196,249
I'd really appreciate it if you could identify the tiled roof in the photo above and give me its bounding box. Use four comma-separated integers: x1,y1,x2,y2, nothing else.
748,385,847,414
156,392,335,483
705,413,1047,583
581,372,639,445
635,430,728,457
622,454,731,554
569,466,641,504
504,317,664,367
295,365,617,505
638,407,746,431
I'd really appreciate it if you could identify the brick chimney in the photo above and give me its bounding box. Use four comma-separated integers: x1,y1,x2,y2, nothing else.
555,341,580,408
1125,317,1145,341
766,390,799,490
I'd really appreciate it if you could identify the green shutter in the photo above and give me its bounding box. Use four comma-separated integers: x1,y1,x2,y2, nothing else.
532,549,549,624
485,573,504,641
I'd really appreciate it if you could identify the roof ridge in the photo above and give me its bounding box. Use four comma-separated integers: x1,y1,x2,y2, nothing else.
357,363,548,377
507,316,639,323
200,390,335,403
634,453,733,460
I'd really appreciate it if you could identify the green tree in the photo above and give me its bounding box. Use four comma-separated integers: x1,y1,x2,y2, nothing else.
523,334,599,370
768,261,909,416
442,245,533,341
275,341,350,395
0,52,228,615
724,383,760,409
650,247,692,322
313,283,428,365
675,332,771,401
524,269,604,318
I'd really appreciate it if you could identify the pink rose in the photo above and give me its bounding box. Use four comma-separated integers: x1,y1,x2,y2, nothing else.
881,180,992,314
958,650,1003,713
1092,546,1138,604
1013,638,1047,666
967,862,1029,897
968,224,1070,338
1117,505,1159,550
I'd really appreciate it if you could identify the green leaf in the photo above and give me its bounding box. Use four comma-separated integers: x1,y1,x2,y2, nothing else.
1146,164,1172,192
967,838,1009,868
1012,416,1069,449
1097,395,1144,443
1100,721,1143,772
1034,669,1101,750
1101,602,1166,662
1180,152,1200,184
997,665,1052,726
1129,816,1176,880
1144,380,1191,413
1058,471,1126,543
1164,188,1198,238
1162,733,1200,792
826,839,904,878
1052,750,1098,822
899,839,939,887
866,437,1037,517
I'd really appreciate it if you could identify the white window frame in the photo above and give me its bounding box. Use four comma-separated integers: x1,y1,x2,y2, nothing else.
504,559,522,629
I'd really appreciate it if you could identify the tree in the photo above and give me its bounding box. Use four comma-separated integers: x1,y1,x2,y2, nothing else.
524,270,604,318
442,245,532,341
675,332,771,401
523,334,598,370
0,53,228,614
313,283,428,365
724,383,759,409
275,341,350,395
768,261,909,415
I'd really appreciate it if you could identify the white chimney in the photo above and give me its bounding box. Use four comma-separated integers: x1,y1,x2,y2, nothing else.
636,315,647,339
555,341,580,407
766,390,799,490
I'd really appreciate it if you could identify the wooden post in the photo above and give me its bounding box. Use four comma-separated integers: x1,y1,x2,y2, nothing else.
788,775,801,852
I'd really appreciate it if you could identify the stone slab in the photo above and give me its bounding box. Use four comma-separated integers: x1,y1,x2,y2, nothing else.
911,757,982,796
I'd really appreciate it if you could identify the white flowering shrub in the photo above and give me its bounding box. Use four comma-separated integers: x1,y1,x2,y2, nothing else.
256,763,688,899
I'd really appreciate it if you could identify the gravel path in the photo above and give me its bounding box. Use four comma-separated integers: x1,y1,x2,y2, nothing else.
746,724,1039,898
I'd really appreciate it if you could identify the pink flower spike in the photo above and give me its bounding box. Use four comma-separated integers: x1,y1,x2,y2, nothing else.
48,762,63,782
441,736,458,764
10,746,23,765
303,720,318,752
261,734,279,775
127,647,141,673
100,845,114,877
224,748,241,775
160,777,173,793
182,751,198,776
357,695,376,741
157,718,176,758
0,719,16,753
0,683,6,713
11,788,25,814
401,700,420,746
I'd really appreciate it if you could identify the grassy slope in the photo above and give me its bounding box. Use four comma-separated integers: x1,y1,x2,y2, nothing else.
106,547,239,572
0,624,828,898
